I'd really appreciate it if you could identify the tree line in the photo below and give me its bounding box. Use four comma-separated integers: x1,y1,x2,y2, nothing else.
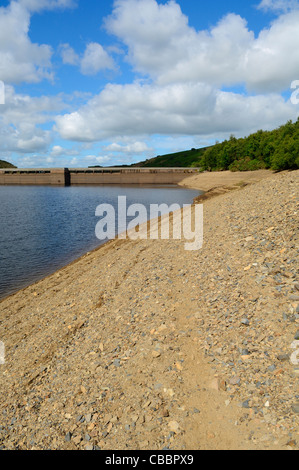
192,118,299,171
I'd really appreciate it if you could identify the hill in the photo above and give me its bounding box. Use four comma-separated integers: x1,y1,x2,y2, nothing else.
0,160,17,169
129,147,208,168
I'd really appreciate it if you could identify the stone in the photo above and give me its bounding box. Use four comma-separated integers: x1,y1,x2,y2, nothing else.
229,376,241,386
168,421,180,434
242,400,250,409
291,403,299,414
277,354,289,362
289,295,299,301
152,351,161,358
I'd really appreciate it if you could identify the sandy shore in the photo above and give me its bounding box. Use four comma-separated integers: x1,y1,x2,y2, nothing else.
0,169,298,450
179,169,273,192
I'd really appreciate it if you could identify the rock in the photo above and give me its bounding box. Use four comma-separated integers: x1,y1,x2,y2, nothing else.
152,351,161,358
229,376,241,386
286,440,297,449
242,400,250,409
73,435,82,445
168,421,180,434
140,440,149,448
241,349,250,356
277,354,289,362
65,432,72,442
291,403,299,414
219,379,227,391
289,295,299,301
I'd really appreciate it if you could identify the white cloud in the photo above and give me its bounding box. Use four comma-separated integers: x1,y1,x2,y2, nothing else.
104,141,152,154
0,2,53,84
50,145,79,157
55,80,298,143
257,0,299,12
59,42,115,75
55,81,215,141
59,43,80,66
80,43,115,75
0,85,65,154
0,0,78,85
105,0,299,93
18,0,77,13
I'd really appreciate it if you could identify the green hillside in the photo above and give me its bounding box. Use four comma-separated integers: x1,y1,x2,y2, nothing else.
0,160,16,169
129,147,208,168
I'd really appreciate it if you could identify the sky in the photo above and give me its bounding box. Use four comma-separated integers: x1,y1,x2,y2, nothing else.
0,0,299,168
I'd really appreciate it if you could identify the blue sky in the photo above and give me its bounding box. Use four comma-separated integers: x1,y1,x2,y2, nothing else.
0,0,299,168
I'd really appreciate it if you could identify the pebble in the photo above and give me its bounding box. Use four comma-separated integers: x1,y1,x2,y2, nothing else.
291,404,299,414
168,421,180,434
229,377,241,386
277,354,289,362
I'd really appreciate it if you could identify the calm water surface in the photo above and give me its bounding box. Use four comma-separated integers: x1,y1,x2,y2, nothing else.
0,185,200,299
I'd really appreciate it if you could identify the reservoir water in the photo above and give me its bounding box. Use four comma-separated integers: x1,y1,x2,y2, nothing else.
0,185,201,299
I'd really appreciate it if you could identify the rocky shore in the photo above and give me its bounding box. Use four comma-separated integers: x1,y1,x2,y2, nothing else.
0,169,298,450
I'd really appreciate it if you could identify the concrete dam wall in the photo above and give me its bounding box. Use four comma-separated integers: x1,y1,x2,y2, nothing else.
0,168,198,186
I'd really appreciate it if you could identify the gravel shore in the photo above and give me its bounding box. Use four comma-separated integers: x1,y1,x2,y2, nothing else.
0,169,298,450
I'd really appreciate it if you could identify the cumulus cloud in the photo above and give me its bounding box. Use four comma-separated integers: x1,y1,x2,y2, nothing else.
257,0,299,12
80,43,116,75
84,155,111,165
59,43,80,66
0,2,53,84
50,145,80,157
0,85,65,154
104,141,153,154
55,80,298,143
0,0,78,85
105,0,299,93
59,42,115,75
